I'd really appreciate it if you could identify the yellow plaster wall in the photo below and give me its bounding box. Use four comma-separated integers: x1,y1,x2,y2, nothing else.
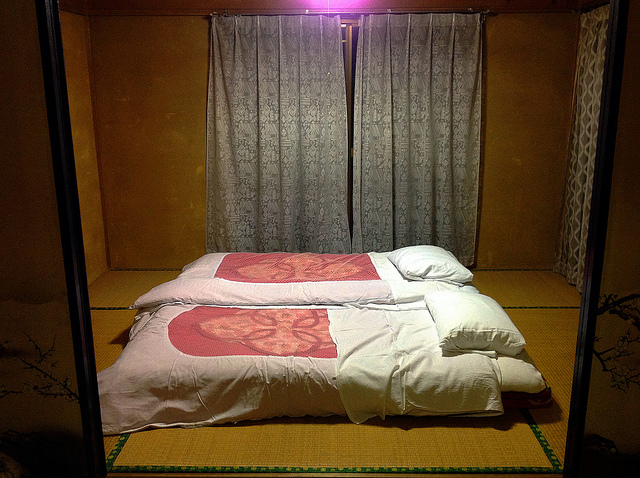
1,5,68,302
477,13,579,269
89,16,209,269
60,10,109,284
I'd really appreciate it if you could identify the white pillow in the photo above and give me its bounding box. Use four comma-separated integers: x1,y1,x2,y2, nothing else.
497,350,546,393
425,290,526,357
387,245,473,284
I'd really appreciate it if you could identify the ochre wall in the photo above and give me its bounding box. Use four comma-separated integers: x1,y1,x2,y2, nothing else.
65,13,578,270
60,11,109,284
89,16,209,269
477,13,578,269
1,5,68,302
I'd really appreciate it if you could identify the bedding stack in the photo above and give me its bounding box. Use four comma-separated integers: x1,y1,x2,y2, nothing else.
98,245,550,435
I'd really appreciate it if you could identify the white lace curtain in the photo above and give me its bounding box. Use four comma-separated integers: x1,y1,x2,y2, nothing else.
351,14,482,266
206,15,351,253
554,5,610,287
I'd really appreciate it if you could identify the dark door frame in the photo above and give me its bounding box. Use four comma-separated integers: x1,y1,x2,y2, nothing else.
563,0,629,476
35,0,629,476
34,1,106,476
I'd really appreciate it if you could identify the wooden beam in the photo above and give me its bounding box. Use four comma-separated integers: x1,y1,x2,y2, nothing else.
59,0,594,16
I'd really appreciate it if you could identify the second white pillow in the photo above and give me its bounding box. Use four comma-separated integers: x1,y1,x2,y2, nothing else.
425,290,526,357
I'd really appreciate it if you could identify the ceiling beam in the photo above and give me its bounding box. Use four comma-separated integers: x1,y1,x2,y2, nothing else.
59,0,607,16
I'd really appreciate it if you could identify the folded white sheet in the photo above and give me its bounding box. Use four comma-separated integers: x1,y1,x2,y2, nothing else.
329,307,503,424
497,350,547,393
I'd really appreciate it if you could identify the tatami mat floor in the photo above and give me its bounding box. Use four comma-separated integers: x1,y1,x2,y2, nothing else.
90,268,580,477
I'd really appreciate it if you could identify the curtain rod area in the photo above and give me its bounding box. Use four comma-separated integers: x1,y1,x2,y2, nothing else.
205,10,488,20
209,8,488,15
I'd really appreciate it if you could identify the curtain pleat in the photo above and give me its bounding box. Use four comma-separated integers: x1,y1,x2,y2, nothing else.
351,14,482,265
207,15,350,253
554,5,609,287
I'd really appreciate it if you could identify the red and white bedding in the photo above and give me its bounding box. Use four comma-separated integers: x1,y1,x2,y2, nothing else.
130,251,465,309
98,247,550,435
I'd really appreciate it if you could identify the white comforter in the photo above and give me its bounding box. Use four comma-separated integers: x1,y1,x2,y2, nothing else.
99,304,345,434
99,302,502,435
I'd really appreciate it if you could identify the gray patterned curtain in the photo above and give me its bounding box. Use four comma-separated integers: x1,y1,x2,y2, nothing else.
207,15,350,253
351,14,482,265
554,5,609,287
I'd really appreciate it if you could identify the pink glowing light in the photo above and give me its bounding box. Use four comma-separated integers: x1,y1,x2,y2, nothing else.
305,0,370,13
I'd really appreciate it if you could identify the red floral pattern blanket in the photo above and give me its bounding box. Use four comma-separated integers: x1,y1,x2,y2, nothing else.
214,252,381,283
168,306,337,358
